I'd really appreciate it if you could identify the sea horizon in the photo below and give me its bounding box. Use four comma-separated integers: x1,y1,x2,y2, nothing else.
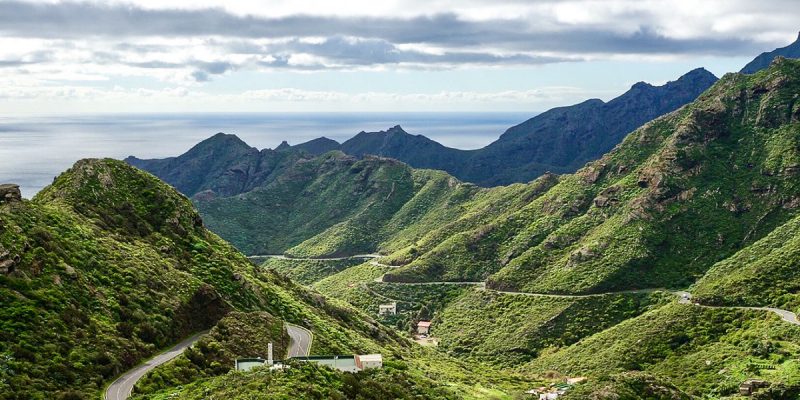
0,111,535,198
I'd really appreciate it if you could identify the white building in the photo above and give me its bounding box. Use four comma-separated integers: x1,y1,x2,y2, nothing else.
355,354,383,370
417,320,431,335
378,302,397,315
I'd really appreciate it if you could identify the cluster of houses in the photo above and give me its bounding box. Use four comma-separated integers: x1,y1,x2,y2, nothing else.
234,343,384,373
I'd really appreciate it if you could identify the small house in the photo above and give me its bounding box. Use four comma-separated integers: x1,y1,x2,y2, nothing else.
293,354,384,372
417,320,431,335
355,354,383,370
739,379,769,395
378,302,397,316
235,358,268,372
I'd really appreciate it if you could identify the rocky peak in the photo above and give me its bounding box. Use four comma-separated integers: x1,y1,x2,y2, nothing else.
275,140,291,151
0,184,21,203
386,125,407,134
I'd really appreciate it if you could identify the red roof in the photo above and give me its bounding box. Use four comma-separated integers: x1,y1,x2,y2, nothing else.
417,321,431,328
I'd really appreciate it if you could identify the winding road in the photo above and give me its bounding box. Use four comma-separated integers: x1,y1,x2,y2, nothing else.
675,291,800,325
286,323,313,358
104,331,206,400
367,263,800,327
105,322,315,400
249,254,381,261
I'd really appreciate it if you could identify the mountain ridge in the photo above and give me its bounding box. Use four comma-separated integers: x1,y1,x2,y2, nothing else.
128,67,719,192
741,32,800,74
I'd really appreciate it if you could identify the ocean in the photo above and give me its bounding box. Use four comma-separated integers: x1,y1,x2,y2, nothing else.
0,112,533,198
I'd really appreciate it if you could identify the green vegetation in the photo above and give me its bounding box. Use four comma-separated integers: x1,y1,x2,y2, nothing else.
562,372,692,400
262,257,365,285
692,212,800,310
133,311,289,395
390,57,800,296
0,159,431,399
133,361,458,400
435,290,669,367
0,158,543,399
156,60,800,302
528,303,800,397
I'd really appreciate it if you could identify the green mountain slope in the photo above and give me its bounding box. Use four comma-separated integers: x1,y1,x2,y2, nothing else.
692,211,800,310
528,303,800,397
0,158,421,399
129,58,800,297
125,133,311,198
386,57,800,295
194,151,487,257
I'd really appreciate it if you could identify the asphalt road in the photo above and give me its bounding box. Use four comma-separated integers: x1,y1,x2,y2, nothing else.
286,323,313,358
676,291,800,326
105,331,206,400
248,254,381,261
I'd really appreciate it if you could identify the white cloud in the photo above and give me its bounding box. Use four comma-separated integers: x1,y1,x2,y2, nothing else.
0,0,795,113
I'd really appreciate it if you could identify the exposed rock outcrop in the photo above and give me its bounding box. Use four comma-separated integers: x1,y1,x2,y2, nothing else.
0,184,21,203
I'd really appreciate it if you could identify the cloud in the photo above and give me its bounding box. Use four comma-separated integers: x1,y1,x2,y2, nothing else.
0,0,798,113
0,1,786,57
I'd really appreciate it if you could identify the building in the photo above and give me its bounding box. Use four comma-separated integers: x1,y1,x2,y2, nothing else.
378,302,397,315
235,358,269,372
739,379,769,395
417,320,431,335
355,354,383,370
235,343,275,372
293,354,384,373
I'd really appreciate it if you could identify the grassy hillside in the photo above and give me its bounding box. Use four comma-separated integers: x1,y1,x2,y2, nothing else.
528,303,800,397
384,57,800,295
196,152,428,256
133,311,290,395
692,211,800,310
262,257,365,285
435,290,669,367
0,158,441,399
133,361,458,400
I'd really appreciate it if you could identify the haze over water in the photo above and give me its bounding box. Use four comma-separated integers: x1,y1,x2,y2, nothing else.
0,112,531,198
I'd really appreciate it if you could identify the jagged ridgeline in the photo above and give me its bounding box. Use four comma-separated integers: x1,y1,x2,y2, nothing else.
389,56,800,294
0,159,422,399
148,59,800,299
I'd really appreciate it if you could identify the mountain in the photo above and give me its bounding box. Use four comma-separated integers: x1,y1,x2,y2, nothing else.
287,136,341,155
741,32,800,74
328,68,718,186
115,58,800,399
1,158,508,398
130,69,718,190
194,151,489,256
385,57,800,294
125,133,316,198
130,59,799,297
461,68,719,185
339,125,468,173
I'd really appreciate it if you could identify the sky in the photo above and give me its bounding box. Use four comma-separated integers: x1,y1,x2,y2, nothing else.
0,0,798,114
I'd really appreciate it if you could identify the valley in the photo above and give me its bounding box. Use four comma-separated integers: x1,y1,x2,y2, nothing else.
3,24,800,400
118,55,800,398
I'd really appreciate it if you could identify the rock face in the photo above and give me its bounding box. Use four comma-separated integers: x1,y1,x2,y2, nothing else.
0,184,21,203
